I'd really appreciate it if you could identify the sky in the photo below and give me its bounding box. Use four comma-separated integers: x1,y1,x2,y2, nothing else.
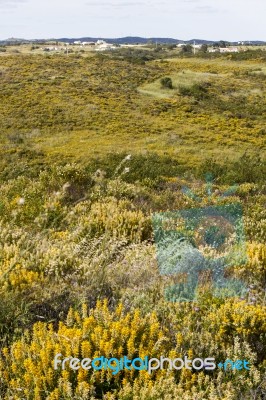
0,0,265,41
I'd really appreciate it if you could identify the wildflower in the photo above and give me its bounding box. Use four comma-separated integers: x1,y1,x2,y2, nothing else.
95,169,103,177
249,284,256,289
62,182,71,192
17,197,25,205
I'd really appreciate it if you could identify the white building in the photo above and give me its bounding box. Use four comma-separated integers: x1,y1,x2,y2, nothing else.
208,48,220,53
42,47,59,52
219,47,239,53
95,40,116,51
208,47,239,53
192,44,203,49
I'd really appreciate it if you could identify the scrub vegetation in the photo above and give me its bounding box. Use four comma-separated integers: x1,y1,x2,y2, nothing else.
0,49,265,399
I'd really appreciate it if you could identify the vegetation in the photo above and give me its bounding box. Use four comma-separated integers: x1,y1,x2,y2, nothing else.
160,77,173,89
0,50,265,399
181,44,193,54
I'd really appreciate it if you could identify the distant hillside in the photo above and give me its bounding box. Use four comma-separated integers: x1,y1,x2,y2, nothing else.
1,36,266,46
56,37,185,44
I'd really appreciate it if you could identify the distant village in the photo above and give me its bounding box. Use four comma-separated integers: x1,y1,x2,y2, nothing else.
2,37,262,54
41,40,244,53
41,40,115,52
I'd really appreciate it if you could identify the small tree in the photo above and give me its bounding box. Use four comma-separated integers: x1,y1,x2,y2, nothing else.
181,44,193,53
160,77,173,89
219,40,227,48
166,44,177,50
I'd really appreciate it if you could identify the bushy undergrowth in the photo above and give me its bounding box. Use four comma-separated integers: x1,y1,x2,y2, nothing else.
0,53,265,399
0,159,265,399
0,300,265,399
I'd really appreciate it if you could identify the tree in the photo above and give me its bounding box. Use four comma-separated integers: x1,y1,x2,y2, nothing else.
166,44,177,50
219,40,227,48
181,44,193,53
160,77,173,89
201,44,208,53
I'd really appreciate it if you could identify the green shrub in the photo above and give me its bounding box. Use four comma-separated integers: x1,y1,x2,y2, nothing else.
160,77,173,89
179,82,210,100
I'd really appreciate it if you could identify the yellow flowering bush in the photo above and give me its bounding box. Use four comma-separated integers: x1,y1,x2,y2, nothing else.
0,301,167,399
1,301,265,399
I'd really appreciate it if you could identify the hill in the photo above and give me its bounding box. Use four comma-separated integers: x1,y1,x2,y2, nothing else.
1,36,266,45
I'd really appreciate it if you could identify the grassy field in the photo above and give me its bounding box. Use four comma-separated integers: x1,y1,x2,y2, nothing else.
0,52,265,168
138,69,225,97
0,49,265,399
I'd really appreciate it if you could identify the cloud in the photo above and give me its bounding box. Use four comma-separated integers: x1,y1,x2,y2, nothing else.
0,0,27,9
0,0,26,4
193,5,221,13
85,0,163,7
85,1,111,5
86,1,143,5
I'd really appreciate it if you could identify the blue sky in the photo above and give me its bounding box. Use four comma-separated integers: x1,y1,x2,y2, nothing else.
0,0,265,41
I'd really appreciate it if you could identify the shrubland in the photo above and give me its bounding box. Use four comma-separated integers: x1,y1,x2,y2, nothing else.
0,51,265,399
